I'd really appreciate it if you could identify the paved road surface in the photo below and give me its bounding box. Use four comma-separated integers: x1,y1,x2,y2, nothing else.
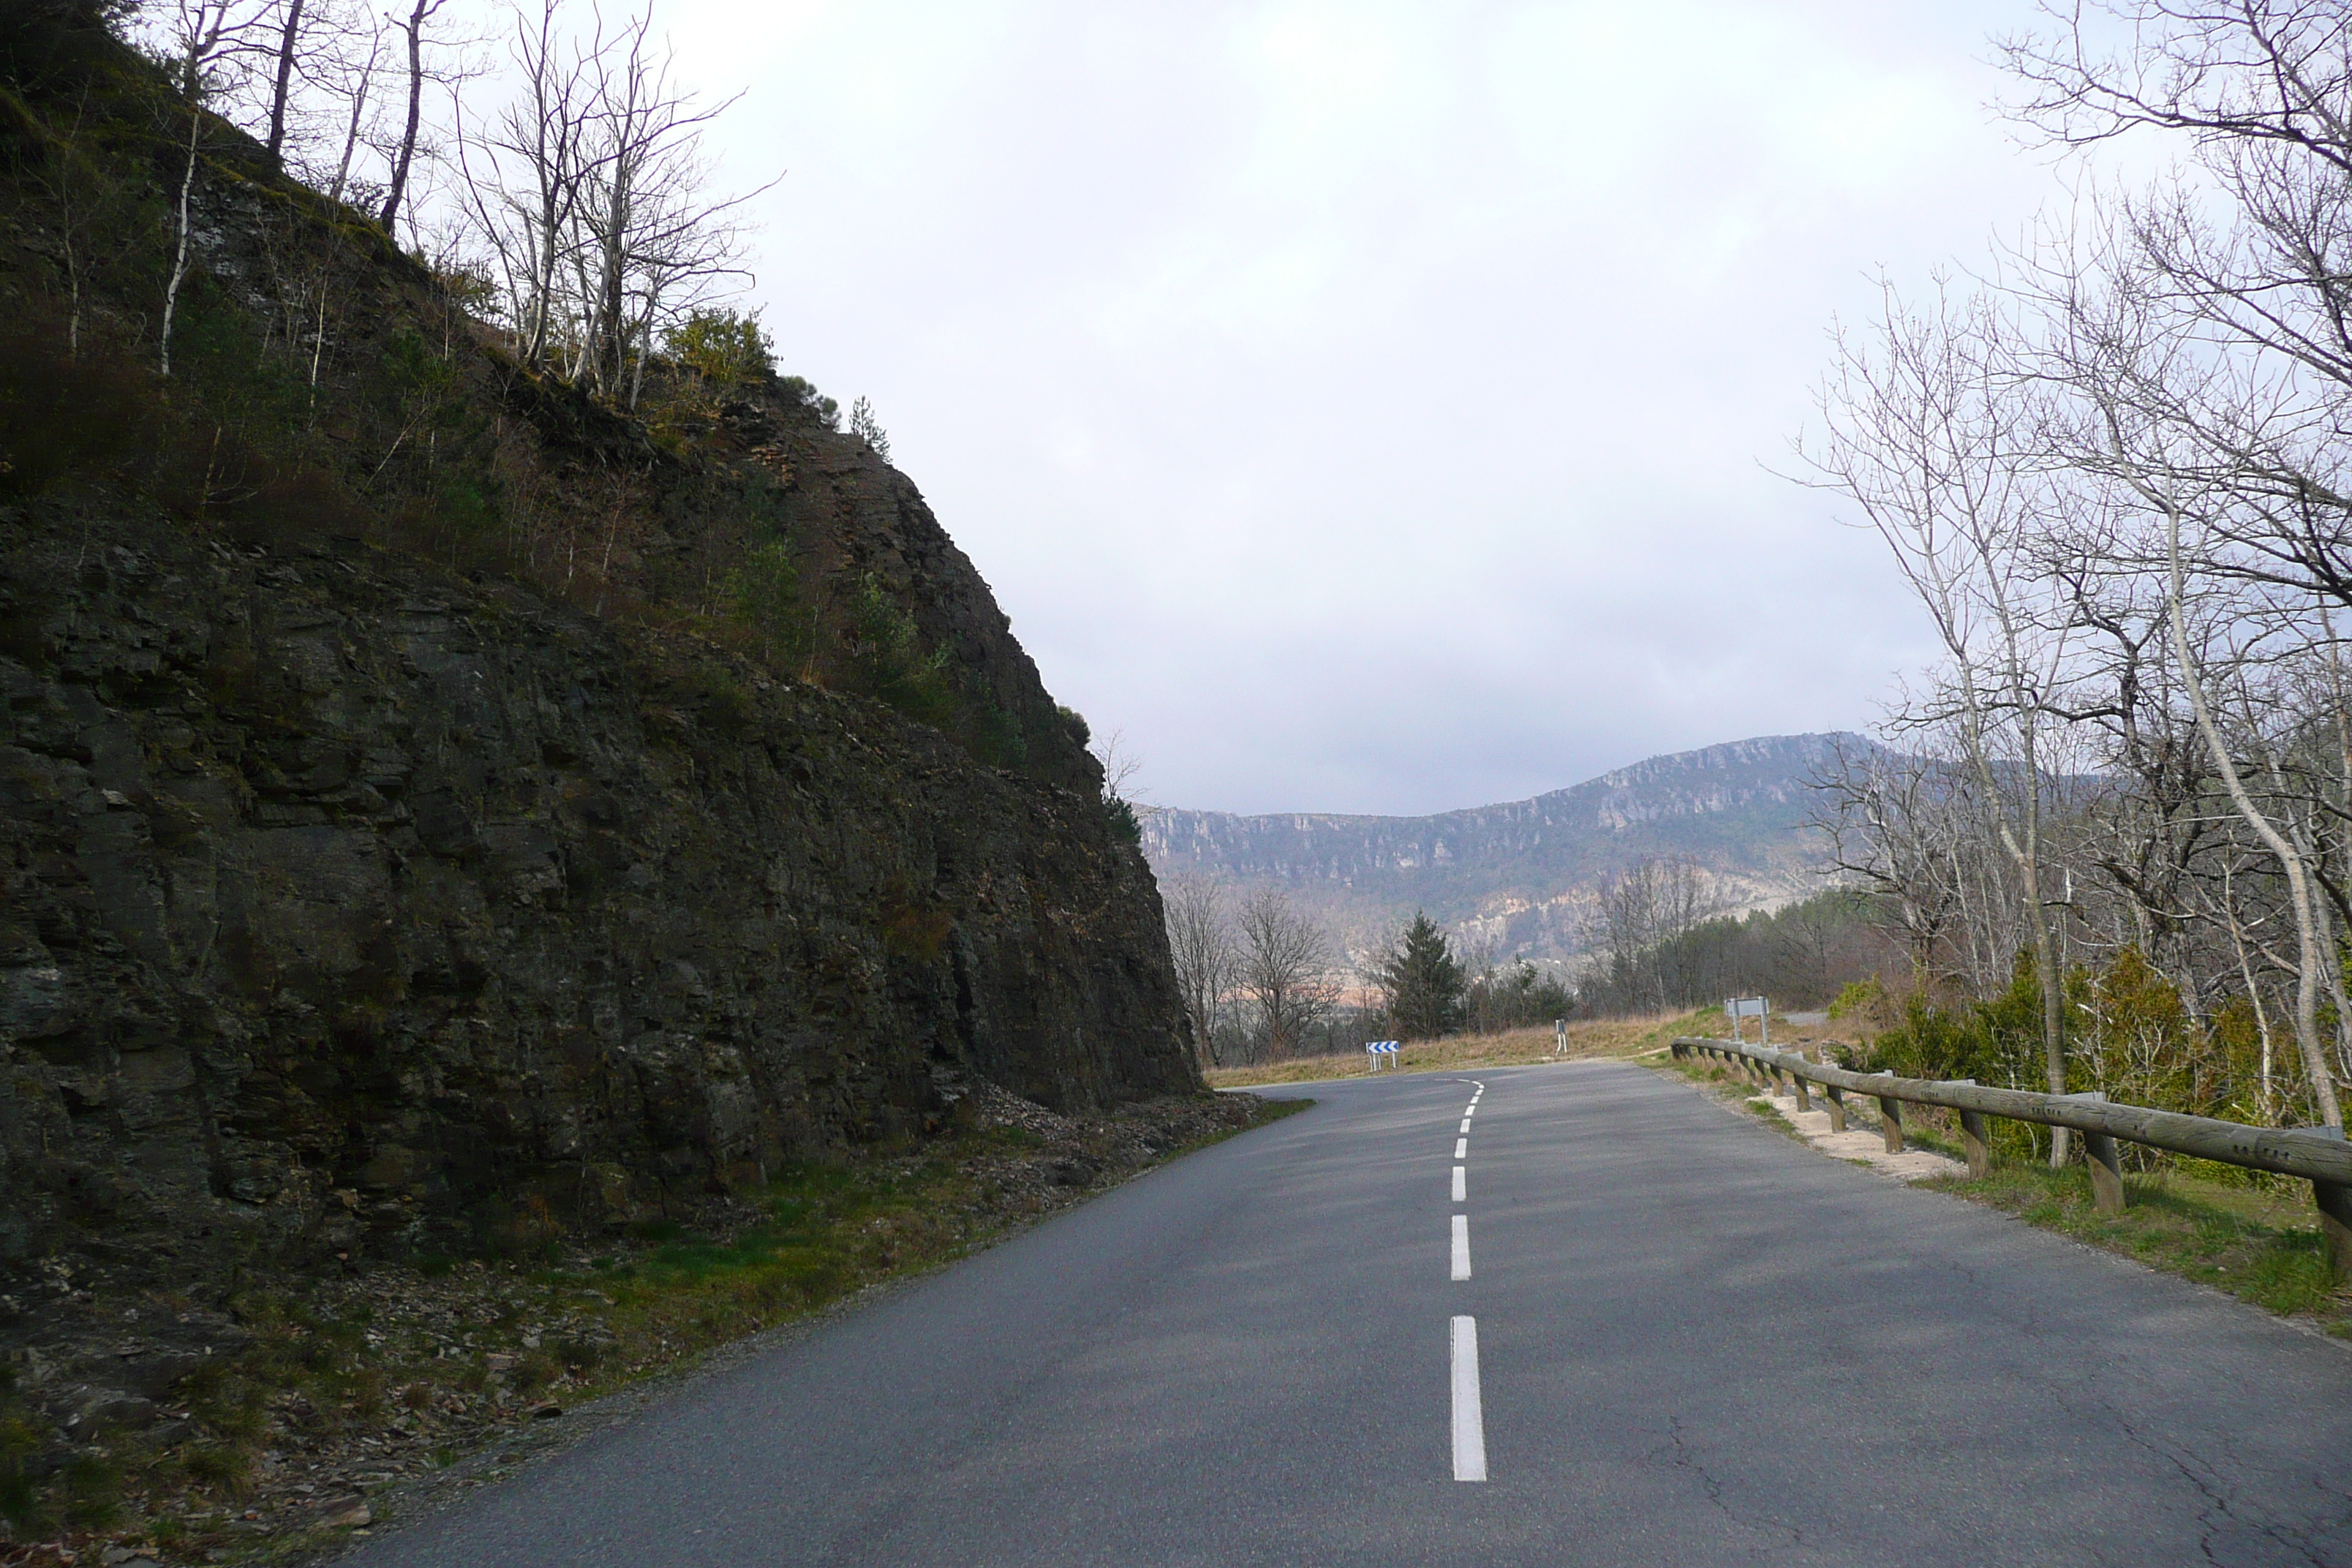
348,1059,2352,1567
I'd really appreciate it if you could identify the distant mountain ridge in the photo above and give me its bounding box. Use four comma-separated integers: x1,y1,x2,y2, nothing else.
1142,733,1864,963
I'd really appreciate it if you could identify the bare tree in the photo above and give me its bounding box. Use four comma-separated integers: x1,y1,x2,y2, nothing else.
1582,856,1725,1012
453,0,765,402
1997,22,2352,1126
261,0,305,172
323,13,381,206
377,0,445,234
1235,889,1338,1060
1162,876,1236,1071
1817,739,1971,984
157,0,268,377
1799,276,2084,1159
24,88,117,358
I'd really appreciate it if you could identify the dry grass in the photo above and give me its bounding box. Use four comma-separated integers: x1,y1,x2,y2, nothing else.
1203,1011,1711,1088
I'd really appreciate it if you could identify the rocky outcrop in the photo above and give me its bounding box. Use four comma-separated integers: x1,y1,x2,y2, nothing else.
704,402,1101,796
1142,734,1866,960
0,504,1197,1280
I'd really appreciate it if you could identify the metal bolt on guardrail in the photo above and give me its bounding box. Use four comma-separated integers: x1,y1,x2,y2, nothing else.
1671,1035,2352,1284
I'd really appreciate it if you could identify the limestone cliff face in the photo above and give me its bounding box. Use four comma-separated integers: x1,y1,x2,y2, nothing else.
0,506,1196,1275
1142,734,1863,962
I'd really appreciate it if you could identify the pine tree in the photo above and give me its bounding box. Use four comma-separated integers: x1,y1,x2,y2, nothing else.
849,395,890,461
1375,912,1466,1040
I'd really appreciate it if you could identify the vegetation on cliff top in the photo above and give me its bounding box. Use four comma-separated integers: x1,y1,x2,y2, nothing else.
0,0,1097,792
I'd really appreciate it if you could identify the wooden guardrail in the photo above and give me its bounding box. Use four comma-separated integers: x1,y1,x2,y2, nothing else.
1671,1036,2352,1282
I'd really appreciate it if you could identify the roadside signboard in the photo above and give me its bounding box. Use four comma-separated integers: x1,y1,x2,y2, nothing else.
1726,996,1770,1047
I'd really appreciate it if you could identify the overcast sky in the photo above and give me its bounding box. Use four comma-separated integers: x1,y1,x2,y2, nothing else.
647,0,2092,815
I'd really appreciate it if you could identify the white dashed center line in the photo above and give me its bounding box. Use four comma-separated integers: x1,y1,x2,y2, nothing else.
1450,1214,1471,1280
1451,1164,1466,1202
1452,1137,1467,1159
1450,1316,1488,1482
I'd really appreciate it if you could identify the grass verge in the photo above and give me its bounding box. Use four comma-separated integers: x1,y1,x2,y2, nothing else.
1205,1012,1712,1089
1916,1161,2352,1335
1643,1047,2352,1339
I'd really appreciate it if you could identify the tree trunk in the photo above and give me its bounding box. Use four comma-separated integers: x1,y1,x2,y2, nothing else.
265,0,304,174
159,91,204,377
379,0,429,234
2163,494,2343,1129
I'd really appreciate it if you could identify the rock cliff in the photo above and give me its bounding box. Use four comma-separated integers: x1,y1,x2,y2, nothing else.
1143,734,1864,961
0,500,1197,1278
0,1,1201,1296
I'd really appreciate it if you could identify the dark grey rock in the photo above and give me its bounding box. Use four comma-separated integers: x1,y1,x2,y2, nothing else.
0,507,1197,1289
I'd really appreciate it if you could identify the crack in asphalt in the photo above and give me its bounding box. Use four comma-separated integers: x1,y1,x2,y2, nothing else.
1653,1414,1808,1561
2054,1378,2341,1568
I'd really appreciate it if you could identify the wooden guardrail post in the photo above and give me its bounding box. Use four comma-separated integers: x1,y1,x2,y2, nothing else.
1944,1079,1989,1179
2084,1134,2125,1214
1959,1109,1990,1179
1824,1085,1847,1132
1790,1051,1814,1114
1877,1090,1904,1153
2310,1128,2352,1285
2316,1183,2352,1285
2058,1092,2125,1213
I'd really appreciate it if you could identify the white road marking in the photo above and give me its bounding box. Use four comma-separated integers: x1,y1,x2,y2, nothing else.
1453,1137,1467,1159
1450,1316,1488,1482
1451,1164,1466,1202
1458,1117,1471,1134
1450,1214,1471,1280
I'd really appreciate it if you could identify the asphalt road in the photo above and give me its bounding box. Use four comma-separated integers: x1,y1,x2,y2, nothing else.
347,1059,2352,1567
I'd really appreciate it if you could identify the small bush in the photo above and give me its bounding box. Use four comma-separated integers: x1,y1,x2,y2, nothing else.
0,315,154,497
181,1443,252,1495
776,375,840,429
843,573,955,727
61,1453,118,1529
512,1352,559,1395
0,1410,47,1529
662,308,774,385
